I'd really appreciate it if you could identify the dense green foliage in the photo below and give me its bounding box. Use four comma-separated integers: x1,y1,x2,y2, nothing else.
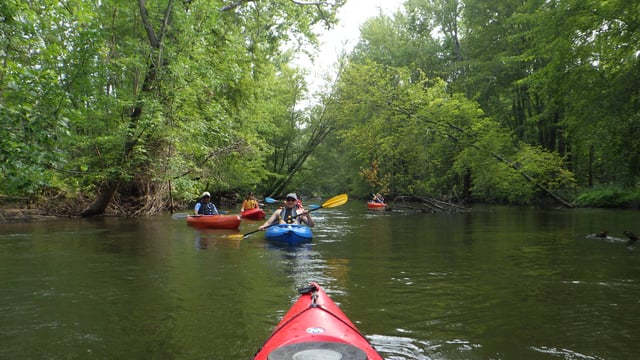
305,0,638,206
1,0,343,213
1,0,638,213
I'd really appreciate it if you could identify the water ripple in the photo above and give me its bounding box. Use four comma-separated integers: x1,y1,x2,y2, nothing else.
531,346,606,359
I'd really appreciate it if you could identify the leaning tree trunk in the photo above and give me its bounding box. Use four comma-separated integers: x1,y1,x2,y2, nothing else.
269,112,334,197
80,180,118,217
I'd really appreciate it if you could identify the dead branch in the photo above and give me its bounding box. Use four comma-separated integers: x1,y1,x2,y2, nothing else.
391,196,470,214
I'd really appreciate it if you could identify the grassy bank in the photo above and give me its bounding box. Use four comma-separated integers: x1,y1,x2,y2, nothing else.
574,187,640,208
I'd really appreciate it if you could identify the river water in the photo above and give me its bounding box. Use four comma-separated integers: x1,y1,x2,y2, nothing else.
1,202,639,359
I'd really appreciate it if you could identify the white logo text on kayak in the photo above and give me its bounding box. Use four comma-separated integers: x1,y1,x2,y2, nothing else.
306,327,325,334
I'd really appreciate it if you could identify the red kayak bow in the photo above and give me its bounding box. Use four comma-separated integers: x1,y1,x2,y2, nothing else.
254,282,383,360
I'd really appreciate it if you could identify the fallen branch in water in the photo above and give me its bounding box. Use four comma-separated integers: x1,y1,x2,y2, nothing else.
390,196,470,214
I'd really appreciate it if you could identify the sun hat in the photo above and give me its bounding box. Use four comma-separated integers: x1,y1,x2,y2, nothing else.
201,191,211,197
286,193,297,200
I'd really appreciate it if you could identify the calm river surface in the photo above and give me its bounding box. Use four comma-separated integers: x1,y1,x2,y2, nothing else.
1,202,639,359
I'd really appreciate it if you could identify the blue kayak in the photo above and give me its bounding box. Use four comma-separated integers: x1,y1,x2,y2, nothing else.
265,224,313,245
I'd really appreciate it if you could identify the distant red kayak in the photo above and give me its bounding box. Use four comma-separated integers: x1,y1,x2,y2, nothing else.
241,207,266,220
254,282,383,360
367,201,386,211
186,214,241,229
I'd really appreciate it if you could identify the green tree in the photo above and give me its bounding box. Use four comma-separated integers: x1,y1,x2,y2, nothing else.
1,0,344,215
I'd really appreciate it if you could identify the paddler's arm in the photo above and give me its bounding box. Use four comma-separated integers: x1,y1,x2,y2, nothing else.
258,211,280,230
301,211,314,228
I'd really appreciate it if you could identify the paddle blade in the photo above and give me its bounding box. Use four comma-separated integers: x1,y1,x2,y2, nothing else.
225,227,264,240
171,213,191,220
320,194,348,209
264,197,276,204
227,233,246,240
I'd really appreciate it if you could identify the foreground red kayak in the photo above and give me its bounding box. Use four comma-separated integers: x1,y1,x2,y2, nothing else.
186,214,241,229
254,282,383,360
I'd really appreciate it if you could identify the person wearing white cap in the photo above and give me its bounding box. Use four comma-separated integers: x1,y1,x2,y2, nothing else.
194,191,219,215
258,193,313,230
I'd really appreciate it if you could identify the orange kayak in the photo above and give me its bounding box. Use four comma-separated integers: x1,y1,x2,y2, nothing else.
186,214,241,229
367,201,387,211
254,282,383,360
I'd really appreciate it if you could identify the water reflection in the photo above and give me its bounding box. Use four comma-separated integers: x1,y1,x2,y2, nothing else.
192,229,242,250
263,243,334,289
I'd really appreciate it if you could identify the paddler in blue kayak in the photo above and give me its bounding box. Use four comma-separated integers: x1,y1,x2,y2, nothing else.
258,193,314,230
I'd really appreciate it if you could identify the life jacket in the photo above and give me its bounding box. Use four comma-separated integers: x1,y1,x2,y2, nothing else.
279,207,300,224
243,199,259,210
198,202,217,215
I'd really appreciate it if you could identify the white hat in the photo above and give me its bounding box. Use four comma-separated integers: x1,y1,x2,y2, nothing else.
286,193,297,200
201,191,211,197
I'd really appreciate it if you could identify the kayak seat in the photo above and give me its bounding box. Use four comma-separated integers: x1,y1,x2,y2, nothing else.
268,341,367,360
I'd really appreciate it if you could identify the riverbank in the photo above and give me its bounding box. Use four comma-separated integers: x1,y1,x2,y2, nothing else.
0,208,66,223
2,192,636,224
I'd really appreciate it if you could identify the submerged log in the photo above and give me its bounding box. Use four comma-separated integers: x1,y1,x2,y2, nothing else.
390,196,470,214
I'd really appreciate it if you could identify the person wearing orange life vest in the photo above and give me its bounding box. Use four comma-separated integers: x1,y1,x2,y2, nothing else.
258,193,313,230
241,192,259,213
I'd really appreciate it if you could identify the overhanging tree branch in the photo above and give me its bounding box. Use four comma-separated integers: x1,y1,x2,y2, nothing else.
393,104,574,208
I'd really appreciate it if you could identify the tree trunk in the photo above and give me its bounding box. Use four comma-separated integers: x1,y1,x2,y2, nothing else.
80,180,118,217
269,121,333,197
